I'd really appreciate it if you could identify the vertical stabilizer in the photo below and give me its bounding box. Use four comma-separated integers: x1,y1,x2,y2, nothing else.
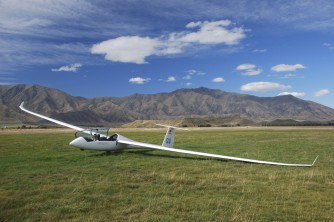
162,127,176,148
157,124,189,148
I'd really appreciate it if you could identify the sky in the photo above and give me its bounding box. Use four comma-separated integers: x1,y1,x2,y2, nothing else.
1,0,334,108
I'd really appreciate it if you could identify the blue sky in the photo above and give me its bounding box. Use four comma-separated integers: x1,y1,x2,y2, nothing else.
1,0,334,108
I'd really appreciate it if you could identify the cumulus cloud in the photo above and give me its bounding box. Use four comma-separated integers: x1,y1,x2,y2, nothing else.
240,82,291,92
315,89,330,97
91,20,247,64
129,77,151,84
236,63,262,76
271,64,306,72
236,63,256,70
179,20,246,45
243,69,262,76
91,36,161,64
166,76,176,82
51,63,82,72
212,77,225,83
278,92,306,97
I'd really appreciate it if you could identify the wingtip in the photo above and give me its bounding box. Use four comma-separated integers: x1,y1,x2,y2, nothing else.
19,101,25,108
312,155,319,166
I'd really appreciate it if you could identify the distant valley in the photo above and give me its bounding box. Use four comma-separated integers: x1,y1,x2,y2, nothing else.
1,84,334,127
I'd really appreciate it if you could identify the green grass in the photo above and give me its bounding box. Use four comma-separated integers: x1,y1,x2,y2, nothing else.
1,128,333,221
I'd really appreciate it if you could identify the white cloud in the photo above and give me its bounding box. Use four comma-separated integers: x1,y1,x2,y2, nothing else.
1,18,51,32
3,0,334,74
267,73,304,79
236,63,256,70
315,89,330,97
278,92,305,97
323,42,334,50
186,69,197,75
252,49,267,53
185,82,192,86
243,69,262,76
91,36,161,64
282,73,298,79
166,76,176,82
0,0,96,36
271,64,306,72
185,69,206,75
179,20,246,45
236,63,262,76
241,82,291,92
51,63,82,72
185,21,202,28
182,69,206,80
91,20,247,64
0,81,14,85
212,77,225,83
129,77,151,84
0,75,16,85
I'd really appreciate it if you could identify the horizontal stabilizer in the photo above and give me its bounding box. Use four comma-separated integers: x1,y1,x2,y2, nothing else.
156,124,190,131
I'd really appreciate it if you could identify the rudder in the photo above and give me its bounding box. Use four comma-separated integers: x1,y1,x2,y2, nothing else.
162,127,176,148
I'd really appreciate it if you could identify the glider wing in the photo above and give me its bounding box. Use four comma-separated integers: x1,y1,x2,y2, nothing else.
19,102,85,132
117,139,318,167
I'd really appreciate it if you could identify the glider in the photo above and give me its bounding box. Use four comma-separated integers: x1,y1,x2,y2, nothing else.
19,102,318,167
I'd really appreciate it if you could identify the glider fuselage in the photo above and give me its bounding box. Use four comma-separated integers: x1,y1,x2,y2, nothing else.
69,134,139,151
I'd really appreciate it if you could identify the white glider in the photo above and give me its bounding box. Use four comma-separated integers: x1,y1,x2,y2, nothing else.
19,102,318,167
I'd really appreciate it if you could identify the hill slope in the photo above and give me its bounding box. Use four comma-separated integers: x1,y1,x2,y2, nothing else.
1,84,334,126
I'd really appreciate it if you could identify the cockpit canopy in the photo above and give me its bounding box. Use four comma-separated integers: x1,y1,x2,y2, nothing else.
75,128,118,142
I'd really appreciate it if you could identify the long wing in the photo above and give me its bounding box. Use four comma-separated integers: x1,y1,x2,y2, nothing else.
117,139,318,167
19,102,85,132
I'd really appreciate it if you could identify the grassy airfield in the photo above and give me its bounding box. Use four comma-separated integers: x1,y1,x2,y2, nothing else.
0,128,333,221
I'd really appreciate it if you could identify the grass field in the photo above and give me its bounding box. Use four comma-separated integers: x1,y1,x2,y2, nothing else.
1,128,333,221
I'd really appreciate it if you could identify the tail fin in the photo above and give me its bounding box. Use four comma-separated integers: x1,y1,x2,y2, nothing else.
157,124,189,148
162,127,177,148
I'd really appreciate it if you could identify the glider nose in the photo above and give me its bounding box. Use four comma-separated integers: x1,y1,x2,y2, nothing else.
69,137,85,148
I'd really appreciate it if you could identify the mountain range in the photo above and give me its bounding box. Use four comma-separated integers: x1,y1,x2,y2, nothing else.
1,84,334,126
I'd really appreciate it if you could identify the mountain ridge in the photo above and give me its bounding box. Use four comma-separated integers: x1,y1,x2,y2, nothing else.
1,84,334,126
